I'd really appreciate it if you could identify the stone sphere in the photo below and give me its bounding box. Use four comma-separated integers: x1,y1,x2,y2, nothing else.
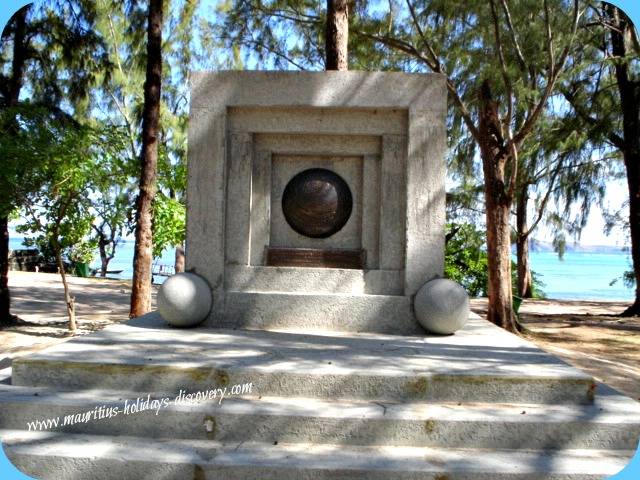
157,273,212,327
282,168,353,238
414,278,470,335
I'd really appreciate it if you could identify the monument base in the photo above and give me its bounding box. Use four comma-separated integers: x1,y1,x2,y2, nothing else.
214,291,420,334
1,313,639,479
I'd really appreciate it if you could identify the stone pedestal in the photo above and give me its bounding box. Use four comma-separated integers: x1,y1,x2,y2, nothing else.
187,71,447,333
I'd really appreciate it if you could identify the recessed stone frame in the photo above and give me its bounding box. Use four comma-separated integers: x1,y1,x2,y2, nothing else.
187,71,446,333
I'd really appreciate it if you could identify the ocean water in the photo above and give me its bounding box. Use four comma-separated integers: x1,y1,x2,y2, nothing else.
8,236,636,301
526,251,634,301
8,237,175,285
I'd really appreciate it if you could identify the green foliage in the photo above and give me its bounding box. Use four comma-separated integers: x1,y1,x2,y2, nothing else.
446,223,546,298
9,111,131,271
0,1,111,110
91,0,198,186
88,124,136,271
16,122,98,265
152,193,186,258
623,270,636,289
609,255,637,290
528,270,547,300
445,223,489,297
89,0,199,266
68,240,98,265
0,104,69,218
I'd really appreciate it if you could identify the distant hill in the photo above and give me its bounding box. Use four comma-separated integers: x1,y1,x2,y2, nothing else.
526,239,629,255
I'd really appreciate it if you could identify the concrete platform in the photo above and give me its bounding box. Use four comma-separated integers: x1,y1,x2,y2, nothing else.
11,313,595,404
1,312,639,479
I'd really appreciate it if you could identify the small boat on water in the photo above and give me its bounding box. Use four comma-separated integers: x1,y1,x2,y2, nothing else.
89,269,124,277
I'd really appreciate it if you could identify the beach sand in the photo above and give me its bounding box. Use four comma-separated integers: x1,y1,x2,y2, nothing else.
1,271,638,400
0,271,156,368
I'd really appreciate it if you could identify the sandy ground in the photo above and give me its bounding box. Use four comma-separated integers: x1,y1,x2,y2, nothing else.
0,271,156,368
1,271,638,401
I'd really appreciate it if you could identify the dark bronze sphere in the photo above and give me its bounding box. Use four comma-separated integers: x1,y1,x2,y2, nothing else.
282,168,353,238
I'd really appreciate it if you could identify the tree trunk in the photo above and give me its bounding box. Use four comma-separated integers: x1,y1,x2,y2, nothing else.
609,7,640,317
175,244,185,273
516,185,533,298
479,81,520,333
325,0,348,71
0,6,29,326
99,240,109,277
130,0,163,318
484,186,518,331
55,248,76,332
0,217,11,325
623,148,640,316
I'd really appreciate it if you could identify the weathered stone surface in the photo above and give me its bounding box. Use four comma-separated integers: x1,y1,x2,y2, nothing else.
4,312,639,478
414,278,470,335
2,384,638,449
157,273,212,327
187,71,447,332
11,312,594,404
3,430,635,480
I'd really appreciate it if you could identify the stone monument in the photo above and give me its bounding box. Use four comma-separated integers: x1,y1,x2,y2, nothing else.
3,71,638,479
186,71,447,334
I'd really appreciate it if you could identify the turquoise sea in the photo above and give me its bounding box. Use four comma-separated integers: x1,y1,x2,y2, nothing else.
8,237,635,301
525,251,633,301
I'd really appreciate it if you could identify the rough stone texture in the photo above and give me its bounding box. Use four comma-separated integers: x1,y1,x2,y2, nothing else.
219,292,419,334
11,312,595,404
190,72,446,111
414,278,470,334
187,71,446,332
1,385,638,449
224,266,403,295
3,313,640,478
405,111,446,296
2,431,635,480
157,273,212,327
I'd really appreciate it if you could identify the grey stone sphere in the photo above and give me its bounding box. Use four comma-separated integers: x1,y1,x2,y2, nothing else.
157,272,212,327
414,278,470,335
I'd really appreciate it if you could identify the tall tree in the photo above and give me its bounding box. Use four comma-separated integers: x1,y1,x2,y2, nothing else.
1,2,105,325
512,107,609,298
361,0,581,331
602,5,639,316
560,3,639,315
0,6,28,326
326,0,348,70
92,0,197,277
130,0,163,317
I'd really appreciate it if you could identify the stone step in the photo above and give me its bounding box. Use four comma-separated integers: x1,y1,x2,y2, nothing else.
1,385,638,450
11,315,596,404
1,430,633,480
218,291,420,334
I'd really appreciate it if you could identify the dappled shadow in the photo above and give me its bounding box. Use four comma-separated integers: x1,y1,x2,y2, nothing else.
8,314,597,406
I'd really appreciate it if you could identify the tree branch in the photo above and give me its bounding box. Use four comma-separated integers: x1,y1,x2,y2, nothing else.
499,0,528,74
405,0,441,69
523,156,565,237
489,0,513,132
512,0,581,146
